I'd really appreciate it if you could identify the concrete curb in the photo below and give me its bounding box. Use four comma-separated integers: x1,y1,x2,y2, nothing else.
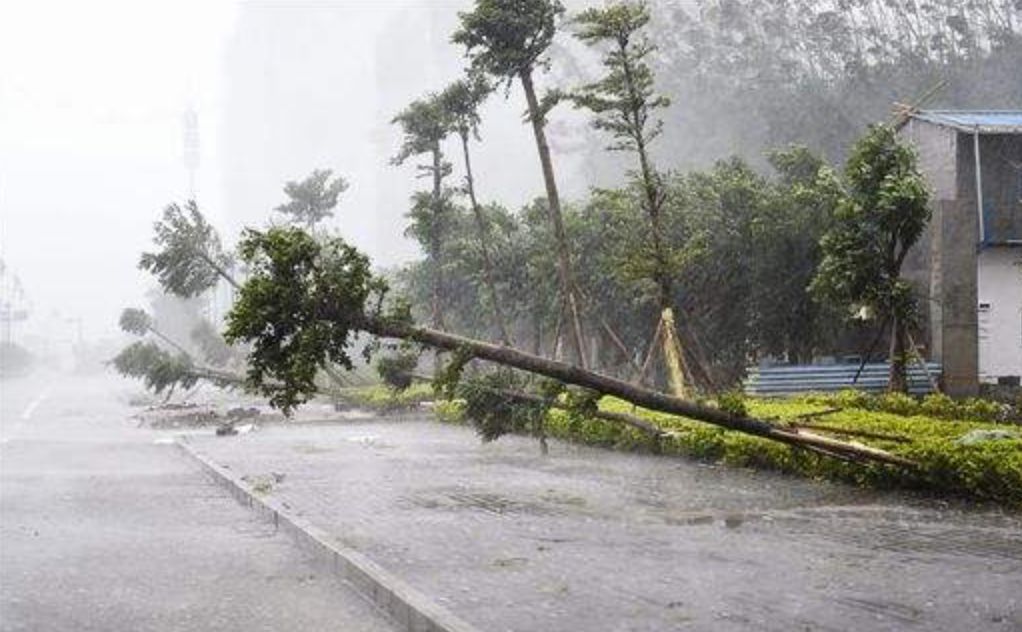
175,439,480,632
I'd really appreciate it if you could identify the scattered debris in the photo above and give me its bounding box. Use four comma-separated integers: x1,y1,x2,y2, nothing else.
226,406,260,420
955,429,1021,446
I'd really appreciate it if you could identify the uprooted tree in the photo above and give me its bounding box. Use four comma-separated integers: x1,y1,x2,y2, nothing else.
118,198,915,466
212,225,912,467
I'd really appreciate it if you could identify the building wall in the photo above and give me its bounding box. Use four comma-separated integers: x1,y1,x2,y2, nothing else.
978,247,1022,381
900,120,953,354
901,120,1021,393
900,120,981,395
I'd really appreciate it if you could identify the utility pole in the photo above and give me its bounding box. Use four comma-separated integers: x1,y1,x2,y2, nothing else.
182,106,200,201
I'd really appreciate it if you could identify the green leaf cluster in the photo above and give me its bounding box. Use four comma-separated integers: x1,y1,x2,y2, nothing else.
274,169,348,229
111,341,198,395
811,125,930,322
119,307,153,336
453,0,565,81
571,2,669,154
224,227,387,414
139,201,233,298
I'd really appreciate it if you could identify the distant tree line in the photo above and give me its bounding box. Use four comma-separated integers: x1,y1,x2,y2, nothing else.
114,0,1013,422
391,0,951,390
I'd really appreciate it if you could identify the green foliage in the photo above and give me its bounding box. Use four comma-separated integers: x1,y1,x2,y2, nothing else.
190,320,236,367
119,308,152,336
396,147,845,387
811,125,931,325
274,169,348,229
139,201,233,298
571,2,669,154
391,97,451,168
224,227,387,414
458,369,551,442
453,0,565,81
404,190,460,253
340,383,435,413
433,346,475,400
716,390,748,417
586,396,1022,506
427,387,1022,506
375,349,420,391
437,73,492,142
806,390,1019,425
111,341,198,395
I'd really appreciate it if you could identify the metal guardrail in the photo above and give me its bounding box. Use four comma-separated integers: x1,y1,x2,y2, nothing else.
744,363,942,396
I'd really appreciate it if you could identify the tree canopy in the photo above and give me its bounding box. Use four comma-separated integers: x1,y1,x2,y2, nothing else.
812,125,931,391
274,169,349,229
139,201,235,298
452,0,565,82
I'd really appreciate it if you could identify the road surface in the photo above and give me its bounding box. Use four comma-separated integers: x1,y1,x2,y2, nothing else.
0,370,397,632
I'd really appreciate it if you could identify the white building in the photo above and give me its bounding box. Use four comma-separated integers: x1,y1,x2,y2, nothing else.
901,111,1022,394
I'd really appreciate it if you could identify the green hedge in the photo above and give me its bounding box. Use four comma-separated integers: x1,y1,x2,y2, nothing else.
435,394,1022,508
336,383,434,412
802,389,1019,424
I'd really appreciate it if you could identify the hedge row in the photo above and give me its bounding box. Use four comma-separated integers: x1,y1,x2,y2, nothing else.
340,386,1022,508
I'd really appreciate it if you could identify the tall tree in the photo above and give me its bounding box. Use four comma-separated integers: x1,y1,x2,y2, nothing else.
274,169,348,230
392,96,453,335
437,74,513,346
571,1,687,395
811,125,930,393
755,147,843,364
453,0,590,369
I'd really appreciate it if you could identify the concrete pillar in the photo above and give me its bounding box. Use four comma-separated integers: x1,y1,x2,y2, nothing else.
936,199,979,396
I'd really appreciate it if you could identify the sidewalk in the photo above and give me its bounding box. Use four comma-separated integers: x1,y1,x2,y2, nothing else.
187,417,1022,632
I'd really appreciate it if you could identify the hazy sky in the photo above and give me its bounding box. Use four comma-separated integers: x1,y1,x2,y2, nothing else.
0,0,598,346
1,0,241,342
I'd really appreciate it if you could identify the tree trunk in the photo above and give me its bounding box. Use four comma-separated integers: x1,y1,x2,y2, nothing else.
519,68,587,370
459,131,512,346
430,144,446,375
363,315,915,468
149,327,191,356
889,314,909,393
430,143,445,333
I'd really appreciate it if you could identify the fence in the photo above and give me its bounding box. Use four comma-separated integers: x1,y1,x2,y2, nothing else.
744,363,941,397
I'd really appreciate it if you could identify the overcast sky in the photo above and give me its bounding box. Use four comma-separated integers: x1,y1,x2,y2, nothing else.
0,0,600,347
1,0,243,343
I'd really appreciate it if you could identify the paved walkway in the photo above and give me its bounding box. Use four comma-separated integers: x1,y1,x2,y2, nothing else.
189,418,1022,632
0,373,397,632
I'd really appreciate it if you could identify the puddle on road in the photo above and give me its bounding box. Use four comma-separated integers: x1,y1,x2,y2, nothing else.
400,488,556,517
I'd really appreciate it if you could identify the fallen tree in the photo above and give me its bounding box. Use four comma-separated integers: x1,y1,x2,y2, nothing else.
118,208,915,468
221,226,914,469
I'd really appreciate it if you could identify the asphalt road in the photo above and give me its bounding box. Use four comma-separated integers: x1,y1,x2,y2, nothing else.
0,370,397,632
191,418,1022,631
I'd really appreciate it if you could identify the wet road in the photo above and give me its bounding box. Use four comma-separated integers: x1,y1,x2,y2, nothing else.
191,418,1022,631
0,372,397,632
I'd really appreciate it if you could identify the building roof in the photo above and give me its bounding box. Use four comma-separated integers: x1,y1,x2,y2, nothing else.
911,110,1022,134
